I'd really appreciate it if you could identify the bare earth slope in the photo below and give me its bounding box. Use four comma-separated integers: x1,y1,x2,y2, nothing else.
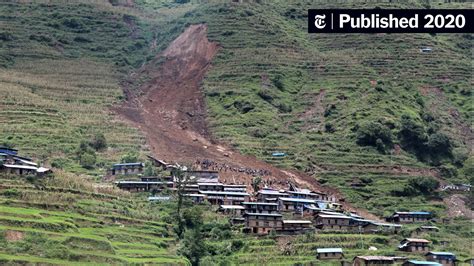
116,24,376,217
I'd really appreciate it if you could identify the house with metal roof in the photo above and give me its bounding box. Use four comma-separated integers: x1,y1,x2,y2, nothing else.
256,189,289,202
281,220,313,234
387,211,432,223
199,190,250,205
314,214,353,231
353,256,397,266
241,202,279,214
278,197,319,212
243,212,283,235
316,248,343,260
425,252,456,266
363,221,402,234
402,260,441,266
399,238,430,253
115,180,174,192
110,162,145,176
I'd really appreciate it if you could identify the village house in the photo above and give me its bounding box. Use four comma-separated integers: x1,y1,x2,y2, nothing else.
244,212,283,234
362,221,402,234
281,220,312,234
314,214,353,231
278,197,319,212
387,212,432,223
1,164,37,175
399,238,430,252
241,202,279,214
199,190,250,205
115,180,174,192
0,164,51,176
316,248,343,260
256,188,289,202
218,205,245,217
110,162,144,175
352,256,396,266
402,260,441,266
425,252,456,266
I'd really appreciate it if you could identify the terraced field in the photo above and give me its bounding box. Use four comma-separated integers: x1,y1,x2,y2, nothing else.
0,172,187,265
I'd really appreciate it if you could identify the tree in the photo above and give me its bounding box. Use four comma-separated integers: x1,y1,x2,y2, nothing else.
179,227,206,266
90,133,107,151
427,132,451,155
121,152,139,163
79,152,96,169
356,121,393,153
398,115,427,153
173,168,191,238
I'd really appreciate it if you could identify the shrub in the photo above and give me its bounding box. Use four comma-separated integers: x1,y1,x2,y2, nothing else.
271,74,284,90
356,121,393,153
89,133,107,151
79,152,96,169
121,152,139,163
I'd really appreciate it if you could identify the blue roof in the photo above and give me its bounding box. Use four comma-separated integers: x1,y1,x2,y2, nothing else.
410,211,431,215
407,261,441,265
317,248,343,253
428,252,455,256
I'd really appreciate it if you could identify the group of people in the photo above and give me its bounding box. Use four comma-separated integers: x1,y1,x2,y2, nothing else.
194,159,272,177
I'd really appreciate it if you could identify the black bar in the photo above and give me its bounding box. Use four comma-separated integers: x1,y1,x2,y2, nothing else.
308,9,473,33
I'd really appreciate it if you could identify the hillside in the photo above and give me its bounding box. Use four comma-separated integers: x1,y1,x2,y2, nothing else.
0,0,472,265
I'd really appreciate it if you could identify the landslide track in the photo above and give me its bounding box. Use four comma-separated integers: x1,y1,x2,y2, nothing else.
116,24,377,219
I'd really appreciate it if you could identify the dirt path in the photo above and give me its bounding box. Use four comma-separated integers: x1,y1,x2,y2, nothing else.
115,24,377,219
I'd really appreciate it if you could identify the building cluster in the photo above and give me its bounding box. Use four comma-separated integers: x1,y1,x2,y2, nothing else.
0,147,50,176
112,157,461,265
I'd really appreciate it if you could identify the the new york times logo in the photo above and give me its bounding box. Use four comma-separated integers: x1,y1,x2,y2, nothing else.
308,9,473,33
314,14,326,29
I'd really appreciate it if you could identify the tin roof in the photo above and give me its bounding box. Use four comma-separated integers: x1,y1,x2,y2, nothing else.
406,260,441,265
279,197,317,204
220,205,245,210
403,238,430,243
426,251,455,256
282,220,312,224
199,190,249,196
355,256,395,261
317,248,343,253
113,162,144,167
316,214,351,219
2,164,37,170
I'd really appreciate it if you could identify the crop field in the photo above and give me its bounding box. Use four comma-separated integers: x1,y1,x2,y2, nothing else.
0,171,187,265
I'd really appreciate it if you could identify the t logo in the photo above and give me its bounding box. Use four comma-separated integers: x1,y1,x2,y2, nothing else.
314,14,326,29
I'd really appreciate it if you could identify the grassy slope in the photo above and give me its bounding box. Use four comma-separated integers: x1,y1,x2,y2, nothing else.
0,172,187,265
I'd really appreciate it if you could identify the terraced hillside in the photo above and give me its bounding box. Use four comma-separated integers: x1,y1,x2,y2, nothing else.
0,172,187,265
0,1,194,174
